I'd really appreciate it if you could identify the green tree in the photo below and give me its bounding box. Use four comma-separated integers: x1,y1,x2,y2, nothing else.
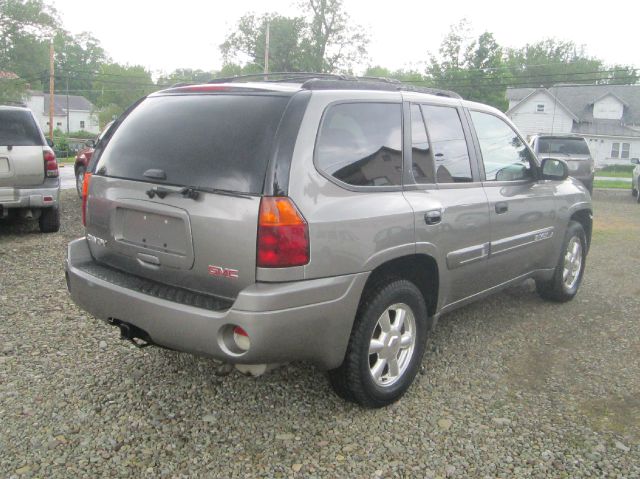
157,68,214,86
92,63,155,119
221,1,368,74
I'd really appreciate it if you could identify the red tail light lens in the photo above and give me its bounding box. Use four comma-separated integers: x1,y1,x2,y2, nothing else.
257,197,309,268
43,149,58,178
81,172,92,226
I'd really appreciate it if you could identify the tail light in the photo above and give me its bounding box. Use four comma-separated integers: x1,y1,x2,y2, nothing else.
43,148,58,177
257,197,309,268
81,172,92,226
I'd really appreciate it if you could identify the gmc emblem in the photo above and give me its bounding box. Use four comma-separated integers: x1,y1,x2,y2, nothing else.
208,265,239,279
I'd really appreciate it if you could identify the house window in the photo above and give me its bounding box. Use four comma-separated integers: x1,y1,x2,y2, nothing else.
536,104,545,112
611,143,620,158
621,143,630,159
56,122,62,127
80,120,85,129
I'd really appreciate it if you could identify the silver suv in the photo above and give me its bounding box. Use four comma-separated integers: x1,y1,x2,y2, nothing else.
65,76,592,407
530,134,595,193
0,105,60,232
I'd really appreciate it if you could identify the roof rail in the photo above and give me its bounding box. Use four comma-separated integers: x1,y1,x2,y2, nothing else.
208,72,351,84
205,71,462,99
301,78,462,99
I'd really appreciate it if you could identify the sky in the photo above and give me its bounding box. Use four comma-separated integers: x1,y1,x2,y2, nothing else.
50,0,638,76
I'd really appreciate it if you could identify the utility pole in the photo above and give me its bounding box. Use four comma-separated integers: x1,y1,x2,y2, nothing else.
49,42,54,141
264,21,270,77
66,74,70,134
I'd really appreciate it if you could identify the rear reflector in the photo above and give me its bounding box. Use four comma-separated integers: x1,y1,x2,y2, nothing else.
81,172,92,226
232,326,250,352
257,197,309,268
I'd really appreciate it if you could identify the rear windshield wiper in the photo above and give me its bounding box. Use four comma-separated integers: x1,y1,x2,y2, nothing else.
145,185,252,200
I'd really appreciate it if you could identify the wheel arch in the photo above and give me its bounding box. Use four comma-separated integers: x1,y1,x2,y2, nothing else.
570,208,592,251
360,254,439,319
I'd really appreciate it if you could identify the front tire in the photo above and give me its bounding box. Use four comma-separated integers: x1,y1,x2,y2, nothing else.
328,279,428,408
536,221,586,302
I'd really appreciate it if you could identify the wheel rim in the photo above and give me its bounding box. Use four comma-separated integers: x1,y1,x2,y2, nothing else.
368,303,416,387
562,236,582,290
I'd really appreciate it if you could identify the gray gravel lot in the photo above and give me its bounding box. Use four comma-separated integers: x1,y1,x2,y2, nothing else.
1,190,639,478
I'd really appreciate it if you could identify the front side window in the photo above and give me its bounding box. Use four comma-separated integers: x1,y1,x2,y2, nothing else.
411,104,434,183
315,102,402,187
421,105,472,183
621,143,630,159
611,142,620,158
470,111,534,182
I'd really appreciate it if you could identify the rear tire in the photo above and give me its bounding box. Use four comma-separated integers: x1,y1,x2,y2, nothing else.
328,279,428,408
76,166,86,198
536,221,586,302
39,207,60,233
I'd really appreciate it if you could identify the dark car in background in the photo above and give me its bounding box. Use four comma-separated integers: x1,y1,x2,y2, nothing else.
530,135,595,193
74,121,114,196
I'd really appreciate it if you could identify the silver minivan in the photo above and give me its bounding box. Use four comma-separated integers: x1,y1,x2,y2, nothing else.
66,76,592,407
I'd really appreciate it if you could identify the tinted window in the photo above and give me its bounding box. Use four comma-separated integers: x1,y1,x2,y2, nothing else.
538,137,590,155
470,111,534,182
421,105,472,183
315,103,402,187
411,105,434,183
95,95,289,194
0,110,43,146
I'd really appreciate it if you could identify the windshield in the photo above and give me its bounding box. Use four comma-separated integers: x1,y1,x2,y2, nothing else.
94,94,290,194
538,138,590,156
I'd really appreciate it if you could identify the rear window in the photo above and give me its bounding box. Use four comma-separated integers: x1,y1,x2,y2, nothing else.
0,110,43,146
94,94,290,194
538,138,590,156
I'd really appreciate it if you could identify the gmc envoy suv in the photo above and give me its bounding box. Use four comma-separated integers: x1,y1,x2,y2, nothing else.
66,75,592,407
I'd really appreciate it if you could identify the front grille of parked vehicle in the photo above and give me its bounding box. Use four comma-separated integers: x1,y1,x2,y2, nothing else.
77,262,232,312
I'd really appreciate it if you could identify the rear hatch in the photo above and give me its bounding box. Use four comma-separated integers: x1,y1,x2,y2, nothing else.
0,109,45,188
86,91,292,301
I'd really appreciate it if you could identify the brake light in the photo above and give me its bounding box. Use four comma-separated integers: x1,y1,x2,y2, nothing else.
43,149,58,178
257,197,309,268
81,172,92,226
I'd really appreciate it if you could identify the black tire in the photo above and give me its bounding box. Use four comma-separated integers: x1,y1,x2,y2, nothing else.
536,221,586,302
39,207,60,233
328,279,428,408
76,166,86,198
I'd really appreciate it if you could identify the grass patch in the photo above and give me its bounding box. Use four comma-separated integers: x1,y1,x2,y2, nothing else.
599,164,635,173
594,179,630,189
595,170,632,178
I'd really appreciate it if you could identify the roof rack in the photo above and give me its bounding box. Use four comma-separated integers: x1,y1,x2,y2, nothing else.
206,72,462,99
301,78,462,99
0,100,27,107
208,72,351,84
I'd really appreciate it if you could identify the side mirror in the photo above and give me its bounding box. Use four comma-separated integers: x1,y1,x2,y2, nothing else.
46,138,54,148
540,158,569,181
85,139,96,148
631,158,640,165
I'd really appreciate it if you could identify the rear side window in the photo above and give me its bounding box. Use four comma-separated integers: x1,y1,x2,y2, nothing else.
538,138,590,156
95,94,290,194
0,110,43,146
421,105,472,183
315,102,402,187
411,104,434,184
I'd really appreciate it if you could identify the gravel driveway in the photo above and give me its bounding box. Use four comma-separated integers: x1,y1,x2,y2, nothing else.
1,190,639,478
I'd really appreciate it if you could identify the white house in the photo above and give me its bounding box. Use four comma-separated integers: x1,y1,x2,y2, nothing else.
506,84,640,167
25,91,100,135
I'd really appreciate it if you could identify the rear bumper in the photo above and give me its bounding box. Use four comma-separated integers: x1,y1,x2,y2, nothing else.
65,238,368,369
0,179,60,209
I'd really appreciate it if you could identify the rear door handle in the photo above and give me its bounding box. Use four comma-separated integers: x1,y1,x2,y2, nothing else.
424,209,442,225
495,202,508,214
